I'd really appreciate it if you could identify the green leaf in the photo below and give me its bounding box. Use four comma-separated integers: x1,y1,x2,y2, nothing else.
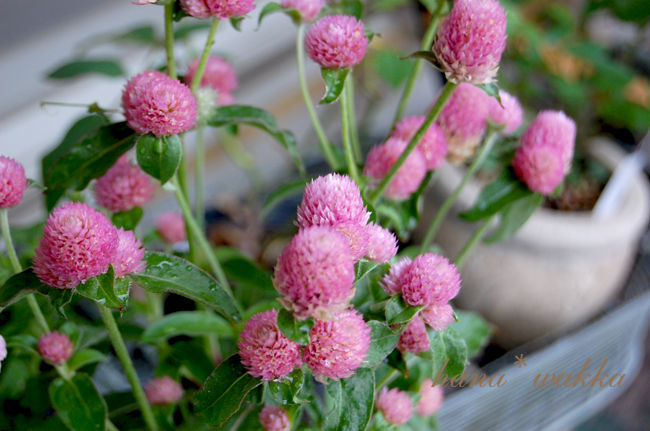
136,134,182,184
258,2,302,26
267,369,306,405
47,59,124,79
477,82,501,104
261,179,306,219
385,295,423,325
194,355,262,428
339,0,363,19
174,21,212,39
320,68,350,104
484,193,543,243
230,16,245,31
276,309,314,345
67,349,107,372
111,207,144,230
76,266,129,310
449,311,492,358
213,247,274,293
362,321,400,368
0,269,56,312
128,252,241,321
428,328,468,379
167,341,216,383
114,25,157,43
372,50,415,88
324,368,374,431
49,374,107,431
142,311,233,342
407,50,443,70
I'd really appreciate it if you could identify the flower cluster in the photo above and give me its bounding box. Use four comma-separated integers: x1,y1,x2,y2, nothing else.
305,15,369,69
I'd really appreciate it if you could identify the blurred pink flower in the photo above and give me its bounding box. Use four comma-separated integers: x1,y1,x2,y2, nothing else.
204,0,256,19
397,316,431,354
0,156,27,208
376,387,413,425
416,379,444,417
144,376,184,405
364,223,398,263
420,303,455,331
185,56,237,106
281,0,325,22
38,331,73,365
401,253,461,307
180,0,212,18
94,155,155,212
488,90,524,134
156,212,187,244
392,116,448,171
259,406,291,431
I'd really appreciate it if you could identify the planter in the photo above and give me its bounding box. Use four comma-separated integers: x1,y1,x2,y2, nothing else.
417,137,650,348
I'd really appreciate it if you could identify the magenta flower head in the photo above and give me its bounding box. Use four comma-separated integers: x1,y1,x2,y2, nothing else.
37,331,73,365
122,70,197,137
185,56,237,106
376,387,413,426
180,0,212,18
144,376,184,405
421,303,455,331
397,316,431,354
363,137,427,201
416,380,444,417
281,0,324,22
33,203,118,289
0,156,27,208
204,0,256,19
401,253,461,307
364,223,398,263
391,116,448,171
488,90,524,134
112,228,146,278
274,227,356,320
434,0,507,84
94,155,155,213
156,212,186,244
259,406,291,431
304,310,371,381
305,15,369,69
380,257,412,296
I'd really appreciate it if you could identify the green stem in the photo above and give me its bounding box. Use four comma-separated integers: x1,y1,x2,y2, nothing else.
369,81,457,205
376,368,398,390
340,76,361,184
346,78,362,162
420,129,498,251
98,305,158,431
176,138,198,263
190,19,220,93
296,23,338,169
106,419,119,431
195,126,206,230
164,3,177,79
454,215,494,269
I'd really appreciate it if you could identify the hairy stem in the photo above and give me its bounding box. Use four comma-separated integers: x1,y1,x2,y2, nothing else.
195,126,206,230
454,215,494,269
190,19,220,93
346,78,362,162
340,76,362,184
164,3,177,79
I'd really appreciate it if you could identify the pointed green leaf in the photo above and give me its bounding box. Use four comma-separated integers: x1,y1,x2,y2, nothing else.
49,374,107,431
67,349,107,372
362,321,400,368
428,328,468,379
260,179,306,219
320,68,350,104
484,193,543,243
477,82,502,105
213,247,274,293
136,133,182,184
76,266,129,310
230,16,245,31
325,368,374,431
258,2,302,27
385,295,423,325
449,311,492,358
407,50,443,71
267,369,306,405
47,59,124,79
0,268,59,311
141,311,233,343
111,207,144,230
277,308,314,345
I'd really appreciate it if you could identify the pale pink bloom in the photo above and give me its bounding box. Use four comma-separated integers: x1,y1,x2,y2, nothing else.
259,406,291,431
397,315,430,354
204,0,256,18
304,310,371,381
379,257,412,296
521,110,576,174
376,387,413,425
433,0,507,84
401,253,461,307
33,203,118,289
185,56,237,106
421,303,455,331
416,380,444,417
37,331,73,365
144,376,184,405
364,223,398,263
94,155,155,212
0,156,27,208
488,90,524,134
0,335,6,362
305,15,368,69
181,0,212,18
274,227,356,320
112,228,146,278
391,116,448,171
122,70,197,137
363,137,427,201
156,212,186,244
238,310,302,380
281,0,324,22
335,222,370,260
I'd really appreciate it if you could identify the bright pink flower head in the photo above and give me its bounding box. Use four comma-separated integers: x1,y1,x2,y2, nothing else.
421,303,455,331
238,310,302,380
37,331,73,365
0,335,7,362
204,0,256,18
520,110,576,174
156,212,186,244
305,15,368,69
144,376,184,405
488,90,524,134
304,310,371,380
380,257,412,296
181,0,212,18
33,203,118,289
259,406,291,431
416,380,444,417
434,0,507,84
112,228,146,278
335,222,370,261
0,156,27,208
274,227,356,320
94,155,155,212
364,223,397,263
436,83,490,164
122,70,197,137
376,387,413,425
363,137,427,201
185,56,237,106
397,316,430,354
401,253,461,307
281,0,324,22
392,116,448,171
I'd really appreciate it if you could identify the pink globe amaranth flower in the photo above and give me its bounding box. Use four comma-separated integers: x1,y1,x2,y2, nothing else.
37,331,73,365
401,253,461,307
421,303,455,332
144,376,184,405
376,387,413,426
94,155,155,213
335,222,370,261
364,223,397,263
380,257,412,296
0,335,6,362
436,83,490,164
391,116,448,171
512,140,566,195
363,137,427,201
112,228,146,278
304,310,371,381
156,212,186,244
433,0,507,84
281,0,324,22
488,90,524,135
238,310,302,380
181,0,212,18
122,70,197,137
259,406,291,431
397,316,431,354
520,110,576,175
33,203,118,289
185,56,237,106
0,156,27,208
416,379,444,417
204,0,256,18
305,15,369,69
274,227,356,320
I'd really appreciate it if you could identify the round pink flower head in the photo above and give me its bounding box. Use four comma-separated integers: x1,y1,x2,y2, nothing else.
391,116,448,171
204,0,256,19
274,227,356,320
380,257,412,296
364,223,398,263
238,310,302,380
94,155,155,213
185,56,237,106
416,379,444,417
0,156,27,208
281,0,324,22
436,83,490,165
122,70,197,137
363,137,427,201
520,110,576,175
156,212,186,244
304,310,371,381
112,228,146,278
421,303,455,331
37,331,73,365
33,203,118,289
305,15,369,69
401,253,461,307
181,0,212,18
433,0,507,84
376,387,413,426
513,139,566,195
397,315,431,354
488,90,524,135
0,334,7,362
144,376,184,405
259,406,291,431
